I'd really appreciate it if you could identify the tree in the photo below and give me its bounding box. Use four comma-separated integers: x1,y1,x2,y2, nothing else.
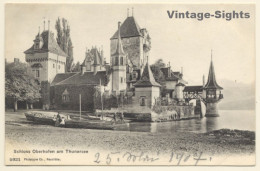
55,17,74,72
150,58,166,85
71,61,81,72
5,62,41,111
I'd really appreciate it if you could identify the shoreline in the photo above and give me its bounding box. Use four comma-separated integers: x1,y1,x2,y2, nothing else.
5,111,255,157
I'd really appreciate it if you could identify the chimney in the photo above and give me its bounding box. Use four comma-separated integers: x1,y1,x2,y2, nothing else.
181,67,183,74
203,75,205,86
48,20,50,30
14,58,20,64
81,65,86,75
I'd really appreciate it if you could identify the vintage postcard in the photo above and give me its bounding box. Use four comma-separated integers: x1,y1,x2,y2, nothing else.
4,2,256,166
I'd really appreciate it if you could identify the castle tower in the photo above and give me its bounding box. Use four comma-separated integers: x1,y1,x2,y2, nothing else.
134,61,161,108
24,22,67,109
111,22,127,93
110,12,151,70
204,53,224,117
24,24,67,83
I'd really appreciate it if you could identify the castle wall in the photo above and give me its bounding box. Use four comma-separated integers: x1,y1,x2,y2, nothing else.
135,86,160,108
165,81,178,97
51,84,95,111
112,66,127,92
25,52,66,83
48,53,66,83
110,36,143,68
25,52,49,82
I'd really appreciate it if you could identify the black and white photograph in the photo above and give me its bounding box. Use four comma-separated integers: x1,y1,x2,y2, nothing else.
3,2,256,166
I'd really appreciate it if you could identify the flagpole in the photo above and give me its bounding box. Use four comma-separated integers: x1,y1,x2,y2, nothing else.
100,79,104,120
79,94,81,120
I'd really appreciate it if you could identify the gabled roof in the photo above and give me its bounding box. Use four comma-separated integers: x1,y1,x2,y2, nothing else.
111,17,142,39
204,59,223,90
54,71,109,86
160,67,180,81
24,30,67,57
82,48,103,66
183,86,203,92
134,62,161,87
51,73,77,86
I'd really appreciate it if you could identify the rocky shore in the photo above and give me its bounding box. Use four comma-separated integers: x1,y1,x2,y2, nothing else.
5,111,255,165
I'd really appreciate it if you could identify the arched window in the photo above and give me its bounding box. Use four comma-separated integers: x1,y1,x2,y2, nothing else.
115,57,119,66
120,57,124,65
140,96,146,106
62,89,70,103
86,62,91,71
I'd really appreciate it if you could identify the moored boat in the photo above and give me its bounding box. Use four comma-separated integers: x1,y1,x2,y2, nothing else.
65,119,114,130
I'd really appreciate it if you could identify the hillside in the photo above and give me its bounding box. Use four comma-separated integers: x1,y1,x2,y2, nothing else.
218,79,255,110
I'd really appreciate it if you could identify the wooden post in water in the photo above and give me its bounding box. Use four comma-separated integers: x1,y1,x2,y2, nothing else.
100,79,104,120
79,94,81,120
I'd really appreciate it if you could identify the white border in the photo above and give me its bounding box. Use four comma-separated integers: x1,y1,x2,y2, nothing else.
0,0,258,171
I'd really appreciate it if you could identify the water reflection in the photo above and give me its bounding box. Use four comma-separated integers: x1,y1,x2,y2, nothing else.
205,117,219,132
114,110,255,133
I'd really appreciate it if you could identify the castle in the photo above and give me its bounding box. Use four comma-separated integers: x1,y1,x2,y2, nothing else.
24,12,188,112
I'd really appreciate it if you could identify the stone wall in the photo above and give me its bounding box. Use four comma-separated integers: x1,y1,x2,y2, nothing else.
111,37,143,68
152,104,195,118
51,85,95,111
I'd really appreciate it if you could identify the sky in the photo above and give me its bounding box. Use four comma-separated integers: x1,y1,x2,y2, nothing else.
5,4,255,85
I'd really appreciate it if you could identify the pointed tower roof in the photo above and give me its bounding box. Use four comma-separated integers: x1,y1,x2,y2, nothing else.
112,22,125,56
134,62,161,87
24,30,67,57
111,16,142,39
204,53,223,90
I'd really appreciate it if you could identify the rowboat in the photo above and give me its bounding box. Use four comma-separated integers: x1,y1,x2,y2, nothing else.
65,119,114,130
24,111,115,130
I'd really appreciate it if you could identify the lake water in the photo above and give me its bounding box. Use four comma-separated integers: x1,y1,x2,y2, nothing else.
115,110,255,133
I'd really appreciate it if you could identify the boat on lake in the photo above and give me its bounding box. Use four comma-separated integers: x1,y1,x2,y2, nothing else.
24,111,115,130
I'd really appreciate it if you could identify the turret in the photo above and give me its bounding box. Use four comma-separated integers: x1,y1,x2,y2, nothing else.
111,22,127,93
204,51,223,117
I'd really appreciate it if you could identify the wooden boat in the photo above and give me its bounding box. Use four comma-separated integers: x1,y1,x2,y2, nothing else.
85,115,101,120
24,111,114,130
24,112,35,121
24,111,65,125
65,119,114,130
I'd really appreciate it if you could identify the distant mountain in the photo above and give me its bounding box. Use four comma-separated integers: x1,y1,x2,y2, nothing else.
217,79,255,110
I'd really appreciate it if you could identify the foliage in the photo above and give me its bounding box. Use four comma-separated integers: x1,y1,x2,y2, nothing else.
5,62,41,103
55,17,74,72
150,58,166,90
71,61,81,72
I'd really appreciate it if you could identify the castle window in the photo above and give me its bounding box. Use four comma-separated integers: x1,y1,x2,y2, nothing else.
86,62,91,71
58,65,60,69
53,64,55,68
115,57,119,65
121,77,123,83
35,42,39,49
120,57,124,65
133,72,136,79
62,89,70,103
140,96,146,106
36,70,40,78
